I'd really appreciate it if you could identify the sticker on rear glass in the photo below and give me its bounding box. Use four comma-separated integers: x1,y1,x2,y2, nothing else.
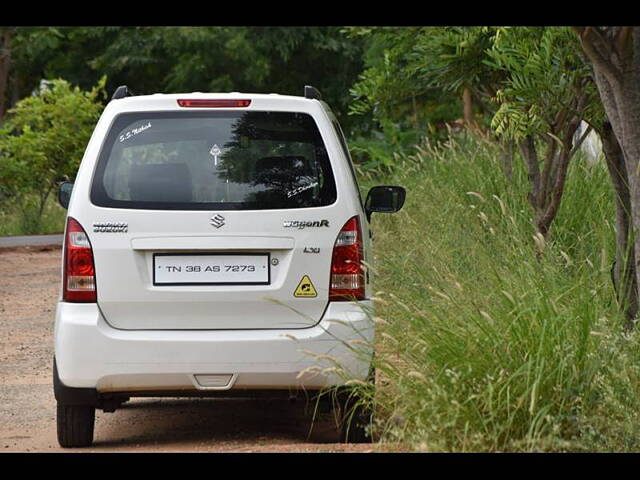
294,275,318,298
209,144,222,166
287,181,318,199
119,121,151,143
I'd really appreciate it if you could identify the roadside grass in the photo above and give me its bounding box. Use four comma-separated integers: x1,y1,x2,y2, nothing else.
0,194,66,236
358,133,640,451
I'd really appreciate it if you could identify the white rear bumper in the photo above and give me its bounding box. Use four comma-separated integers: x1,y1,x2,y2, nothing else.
54,301,374,392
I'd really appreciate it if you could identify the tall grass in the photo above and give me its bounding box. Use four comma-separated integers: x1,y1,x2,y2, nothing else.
360,133,640,451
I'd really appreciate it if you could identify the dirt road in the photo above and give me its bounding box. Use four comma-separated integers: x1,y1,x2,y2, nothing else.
0,247,383,452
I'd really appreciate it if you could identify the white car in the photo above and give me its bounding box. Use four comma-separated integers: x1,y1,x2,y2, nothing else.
53,85,405,447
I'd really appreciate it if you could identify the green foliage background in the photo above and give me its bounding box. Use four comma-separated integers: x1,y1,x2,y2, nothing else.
0,77,105,233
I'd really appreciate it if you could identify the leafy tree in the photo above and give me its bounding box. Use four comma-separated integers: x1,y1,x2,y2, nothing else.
0,77,106,230
0,27,70,121
346,27,519,173
84,27,365,130
346,27,462,168
1,27,366,131
348,27,461,128
487,27,597,238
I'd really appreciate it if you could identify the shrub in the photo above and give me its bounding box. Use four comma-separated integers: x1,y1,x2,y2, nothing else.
0,77,105,232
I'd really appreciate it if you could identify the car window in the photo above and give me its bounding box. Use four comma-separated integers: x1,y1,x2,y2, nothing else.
330,117,364,208
91,111,337,210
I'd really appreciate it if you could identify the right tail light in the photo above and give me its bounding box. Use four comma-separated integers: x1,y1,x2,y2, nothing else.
329,216,365,301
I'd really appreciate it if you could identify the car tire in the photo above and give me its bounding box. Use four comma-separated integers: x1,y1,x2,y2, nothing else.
337,366,375,444
338,390,374,443
56,403,95,448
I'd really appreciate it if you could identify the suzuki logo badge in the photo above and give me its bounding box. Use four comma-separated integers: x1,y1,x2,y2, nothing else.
210,214,225,229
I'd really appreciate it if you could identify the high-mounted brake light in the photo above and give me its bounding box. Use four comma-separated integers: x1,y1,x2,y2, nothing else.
177,99,251,108
329,216,365,301
63,217,96,303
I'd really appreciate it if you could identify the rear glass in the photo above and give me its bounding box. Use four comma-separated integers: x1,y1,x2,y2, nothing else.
90,111,337,210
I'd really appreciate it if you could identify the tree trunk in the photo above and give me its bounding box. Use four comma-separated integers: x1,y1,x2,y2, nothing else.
0,28,13,121
600,121,638,327
519,114,582,240
10,68,21,109
499,139,514,181
577,27,640,328
462,87,474,128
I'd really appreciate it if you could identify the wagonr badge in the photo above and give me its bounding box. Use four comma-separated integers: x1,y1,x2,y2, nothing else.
210,214,225,228
53,84,405,448
283,219,329,229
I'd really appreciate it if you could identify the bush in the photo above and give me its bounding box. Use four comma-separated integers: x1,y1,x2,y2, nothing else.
0,77,106,233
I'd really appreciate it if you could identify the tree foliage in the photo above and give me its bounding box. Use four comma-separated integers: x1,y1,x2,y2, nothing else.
0,77,106,227
0,27,366,130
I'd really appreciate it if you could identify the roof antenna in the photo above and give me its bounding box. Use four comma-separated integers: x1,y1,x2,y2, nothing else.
111,85,135,101
304,85,322,100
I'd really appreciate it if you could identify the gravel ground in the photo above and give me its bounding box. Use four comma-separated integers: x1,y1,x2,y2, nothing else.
0,247,390,452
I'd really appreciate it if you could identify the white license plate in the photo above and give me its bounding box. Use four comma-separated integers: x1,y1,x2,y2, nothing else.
153,253,270,285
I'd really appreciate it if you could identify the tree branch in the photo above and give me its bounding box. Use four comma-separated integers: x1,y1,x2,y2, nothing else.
574,27,623,84
614,26,634,64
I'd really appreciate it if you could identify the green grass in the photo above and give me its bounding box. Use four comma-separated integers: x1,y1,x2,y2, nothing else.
356,133,640,451
0,194,66,236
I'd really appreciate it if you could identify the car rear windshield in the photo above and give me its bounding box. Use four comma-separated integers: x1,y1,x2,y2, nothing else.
90,111,337,210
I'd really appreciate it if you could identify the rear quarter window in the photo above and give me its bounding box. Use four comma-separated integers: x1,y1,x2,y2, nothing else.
90,111,337,210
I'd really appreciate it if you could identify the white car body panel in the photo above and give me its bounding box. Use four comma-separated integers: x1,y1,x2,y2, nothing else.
55,301,373,391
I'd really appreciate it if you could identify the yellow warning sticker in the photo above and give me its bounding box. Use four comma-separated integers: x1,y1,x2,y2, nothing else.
294,275,318,298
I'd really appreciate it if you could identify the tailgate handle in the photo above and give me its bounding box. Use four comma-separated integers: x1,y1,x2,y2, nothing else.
130,236,295,251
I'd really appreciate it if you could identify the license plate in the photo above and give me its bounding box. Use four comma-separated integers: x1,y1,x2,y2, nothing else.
153,253,270,286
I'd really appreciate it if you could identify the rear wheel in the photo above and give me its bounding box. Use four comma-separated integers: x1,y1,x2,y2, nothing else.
337,366,375,443
338,391,373,443
56,403,95,448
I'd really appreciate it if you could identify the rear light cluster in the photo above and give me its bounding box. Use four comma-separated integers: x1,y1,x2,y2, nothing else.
329,216,365,301
63,217,97,303
177,99,251,108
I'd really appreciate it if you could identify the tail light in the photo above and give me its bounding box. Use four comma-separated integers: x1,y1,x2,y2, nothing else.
329,216,365,301
63,217,97,303
177,99,251,108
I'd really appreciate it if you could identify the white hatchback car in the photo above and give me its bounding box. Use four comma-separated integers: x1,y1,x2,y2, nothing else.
53,85,405,447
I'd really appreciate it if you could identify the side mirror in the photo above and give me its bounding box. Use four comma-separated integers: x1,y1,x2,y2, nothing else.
365,185,406,219
58,181,74,209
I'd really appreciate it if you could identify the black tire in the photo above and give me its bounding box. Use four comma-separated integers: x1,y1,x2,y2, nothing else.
338,390,374,443
56,403,95,448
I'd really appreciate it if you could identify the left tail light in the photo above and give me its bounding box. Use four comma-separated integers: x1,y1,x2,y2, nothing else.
63,217,96,302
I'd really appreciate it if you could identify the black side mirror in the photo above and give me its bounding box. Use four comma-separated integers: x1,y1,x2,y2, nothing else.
365,185,406,220
58,181,74,209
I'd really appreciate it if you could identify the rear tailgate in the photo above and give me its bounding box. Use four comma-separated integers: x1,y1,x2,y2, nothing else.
89,209,346,330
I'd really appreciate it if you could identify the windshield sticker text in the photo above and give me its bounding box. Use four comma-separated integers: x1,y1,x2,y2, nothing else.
287,181,318,199
119,122,152,143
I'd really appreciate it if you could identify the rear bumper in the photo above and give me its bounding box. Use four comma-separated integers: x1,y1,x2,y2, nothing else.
54,301,374,393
